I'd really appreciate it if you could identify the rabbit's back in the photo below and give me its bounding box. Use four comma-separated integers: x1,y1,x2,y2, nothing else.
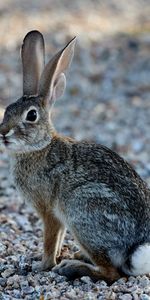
59,138,150,212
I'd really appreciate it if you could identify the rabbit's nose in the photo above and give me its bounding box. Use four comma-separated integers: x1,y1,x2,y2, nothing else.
0,131,8,145
0,123,11,136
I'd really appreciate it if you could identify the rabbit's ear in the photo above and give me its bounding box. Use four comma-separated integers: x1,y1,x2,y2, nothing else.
21,30,45,96
38,37,76,106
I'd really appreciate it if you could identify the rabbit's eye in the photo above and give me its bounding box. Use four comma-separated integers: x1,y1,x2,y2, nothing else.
26,109,37,122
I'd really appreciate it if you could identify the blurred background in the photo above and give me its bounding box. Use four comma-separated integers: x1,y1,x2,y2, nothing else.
0,0,150,178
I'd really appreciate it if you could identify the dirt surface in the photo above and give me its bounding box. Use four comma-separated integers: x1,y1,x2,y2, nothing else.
0,1,150,299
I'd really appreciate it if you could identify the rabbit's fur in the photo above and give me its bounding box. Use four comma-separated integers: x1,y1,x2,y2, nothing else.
0,31,150,283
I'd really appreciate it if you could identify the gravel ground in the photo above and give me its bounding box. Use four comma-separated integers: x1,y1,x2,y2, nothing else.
0,1,150,299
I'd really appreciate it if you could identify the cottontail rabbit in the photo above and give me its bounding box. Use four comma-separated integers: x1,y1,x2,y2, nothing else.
0,30,150,283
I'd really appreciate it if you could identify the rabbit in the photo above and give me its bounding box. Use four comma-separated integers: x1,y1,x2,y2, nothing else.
0,30,150,284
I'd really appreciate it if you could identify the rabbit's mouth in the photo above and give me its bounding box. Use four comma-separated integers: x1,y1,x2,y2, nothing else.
1,137,15,150
2,136,9,146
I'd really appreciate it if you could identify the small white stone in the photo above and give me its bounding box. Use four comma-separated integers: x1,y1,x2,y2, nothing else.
119,294,132,300
0,242,7,254
139,276,150,288
80,276,92,284
140,295,150,300
22,286,35,295
1,269,15,278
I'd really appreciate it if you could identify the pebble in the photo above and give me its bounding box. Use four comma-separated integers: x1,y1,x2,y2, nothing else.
118,295,131,300
13,289,22,298
132,293,139,300
0,278,7,287
80,276,93,284
140,295,150,300
0,243,7,254
1,268,15,278
106,291,116,299
139,276,150,288
20,280,29,289
21,286,35,295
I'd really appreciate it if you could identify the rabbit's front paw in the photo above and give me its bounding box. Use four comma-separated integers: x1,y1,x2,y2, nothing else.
32,258,56,272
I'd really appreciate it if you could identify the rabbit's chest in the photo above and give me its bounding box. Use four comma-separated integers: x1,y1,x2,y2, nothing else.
11,159,53,204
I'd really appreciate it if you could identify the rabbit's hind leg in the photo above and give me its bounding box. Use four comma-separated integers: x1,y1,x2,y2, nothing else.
73,250,93,264
53,256,121,284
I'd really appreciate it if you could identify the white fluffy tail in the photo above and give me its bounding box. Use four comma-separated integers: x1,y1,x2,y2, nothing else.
123,244,150,276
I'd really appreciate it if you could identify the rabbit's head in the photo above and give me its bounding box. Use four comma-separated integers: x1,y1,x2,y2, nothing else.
0,31,76,153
